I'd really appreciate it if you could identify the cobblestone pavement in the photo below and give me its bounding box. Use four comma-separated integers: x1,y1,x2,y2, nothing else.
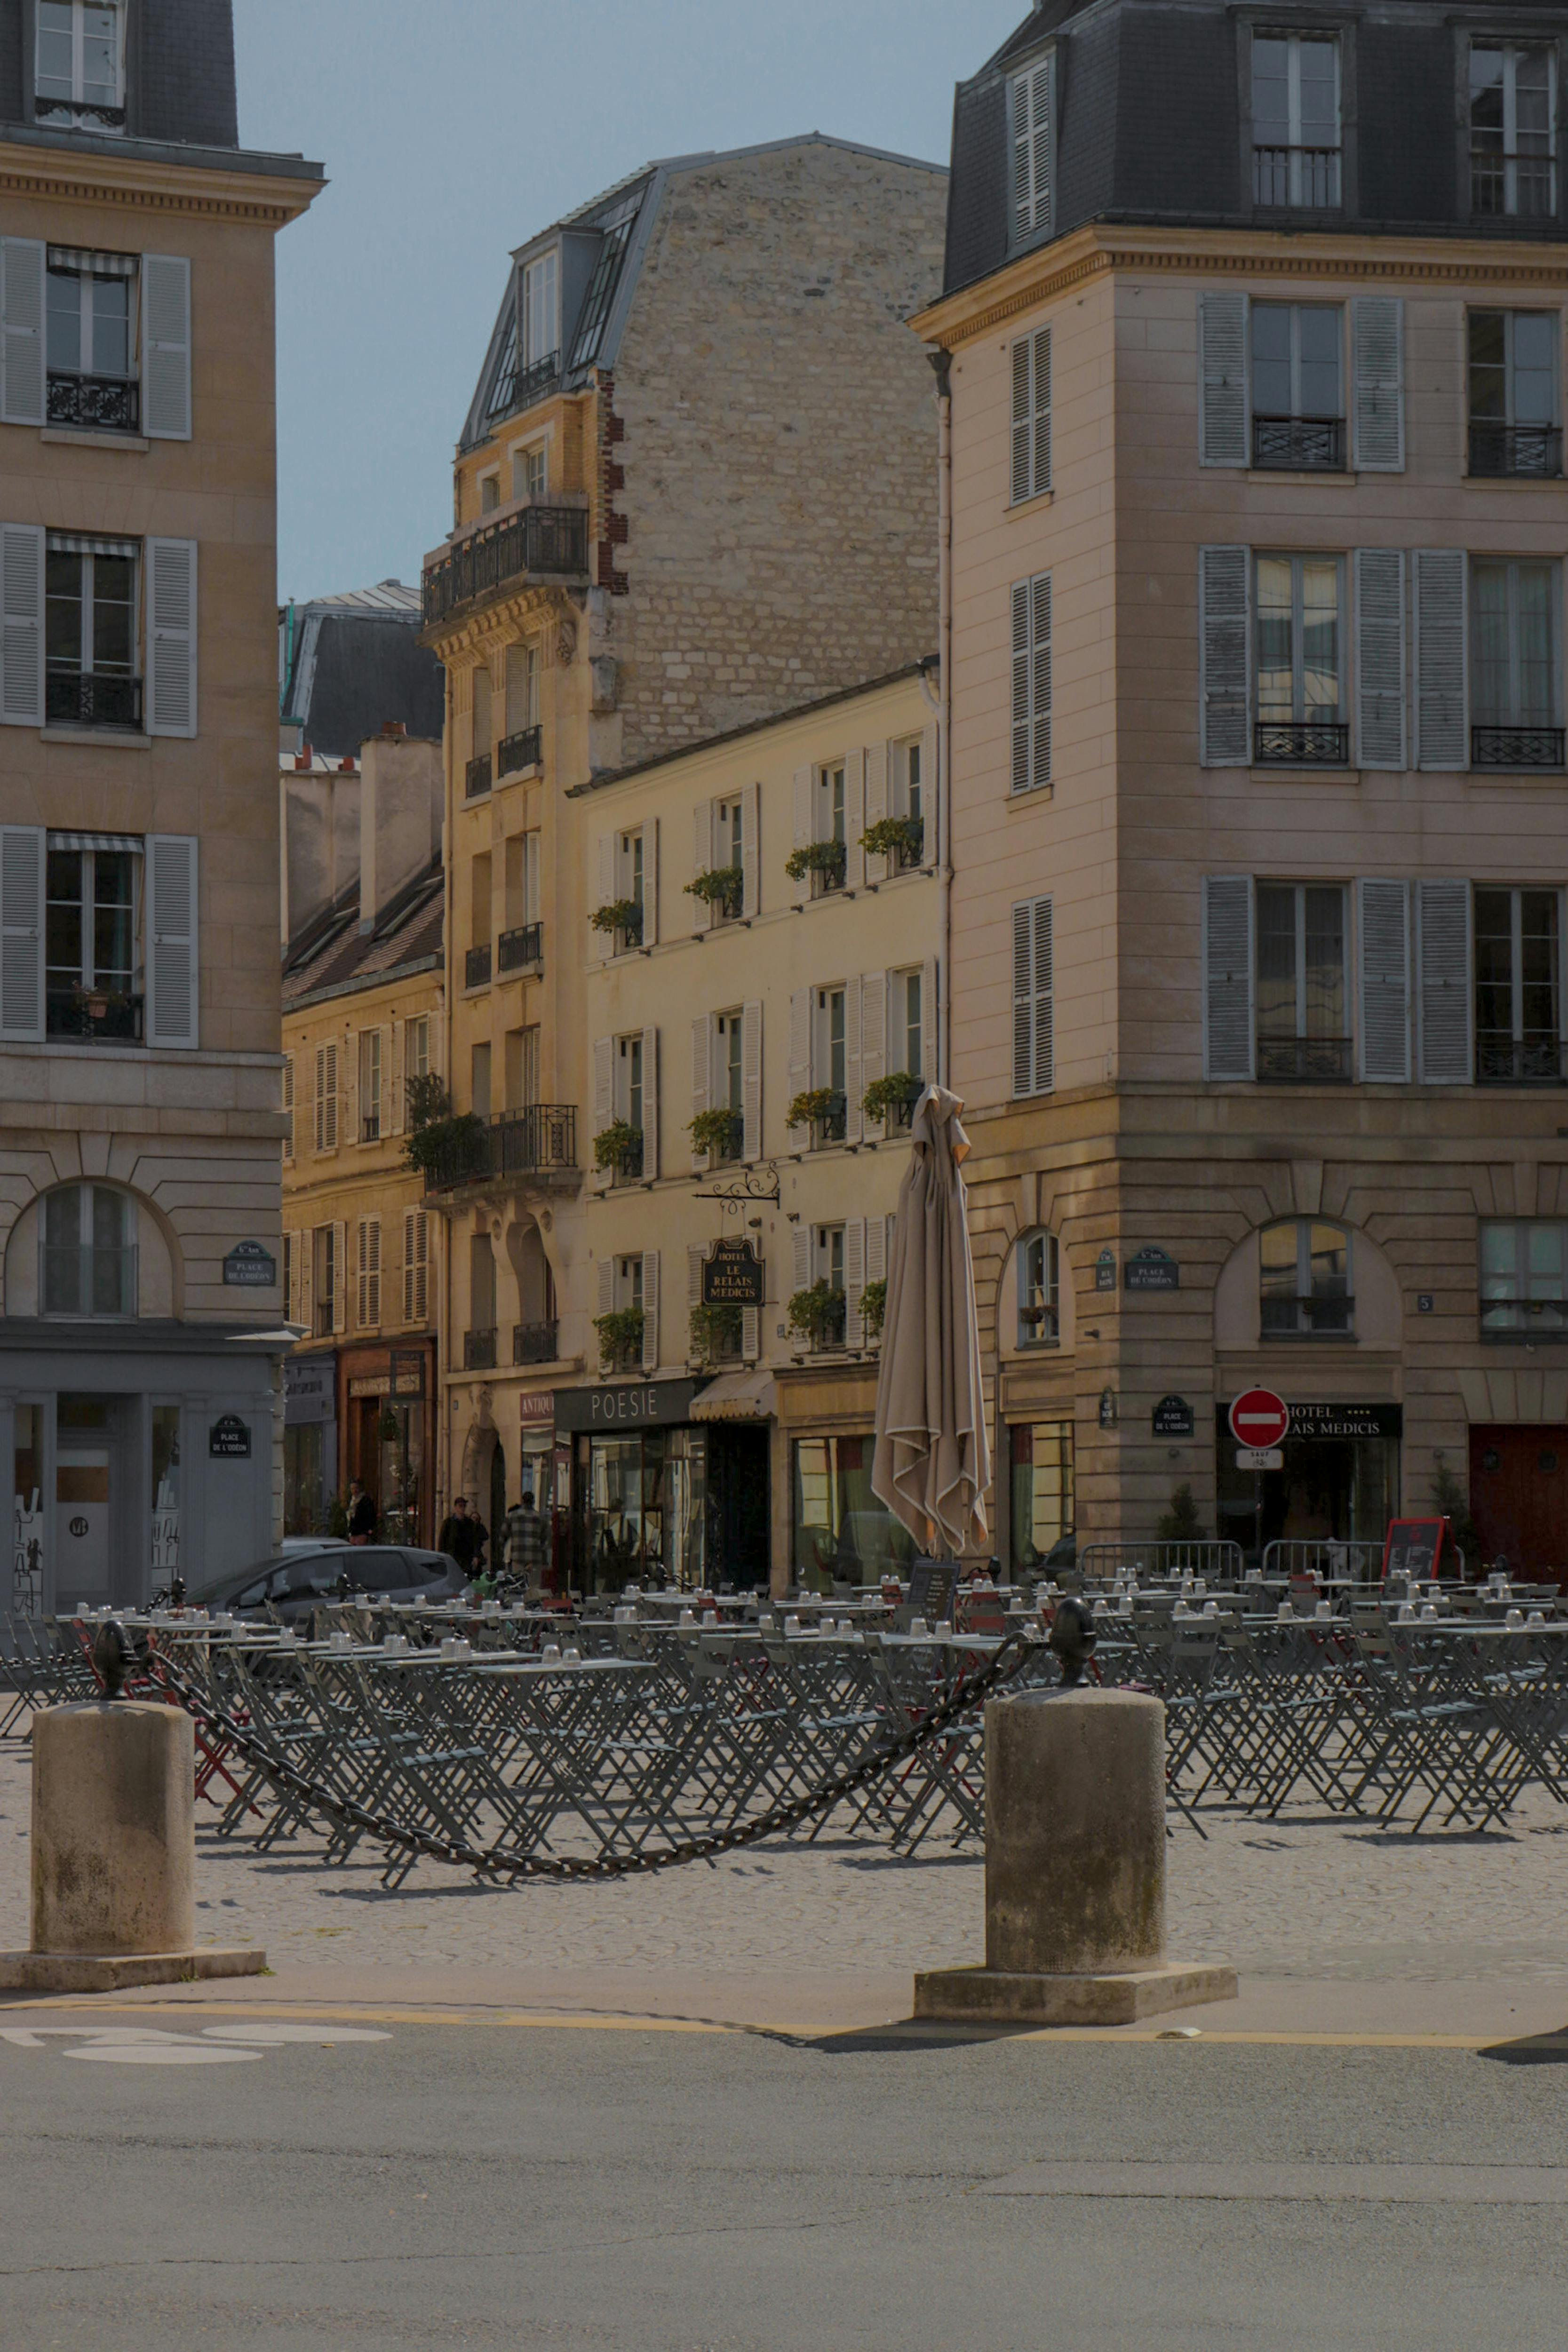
3,1739,1565,1982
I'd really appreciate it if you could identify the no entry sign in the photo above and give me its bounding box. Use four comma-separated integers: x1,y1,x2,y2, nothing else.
1228,1389,1290,1451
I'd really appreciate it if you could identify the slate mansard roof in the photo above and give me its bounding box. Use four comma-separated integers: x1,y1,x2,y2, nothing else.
944,0,1568,300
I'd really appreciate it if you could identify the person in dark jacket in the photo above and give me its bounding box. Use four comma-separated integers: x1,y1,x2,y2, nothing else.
346,1480,376,1545
437,1494,486,1577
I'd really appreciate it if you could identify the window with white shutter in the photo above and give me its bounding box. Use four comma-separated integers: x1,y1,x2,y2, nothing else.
146,537,197,738
357,1217,382,1329
1351,298,1404,472
315,1041,339,1153
1198,292,1249,466
1354,549,1406,770
1010,326,1051,503
1474,884,1559,1083
1199,546,1250,766
742,1000,762,1161
1010,55,1055,245
1470,558,1562,768
1,521,44,725
1256,884,1349,1081
0,238,46,427
1415,550,1467,770
844,1216,868,1349
741,779,760,917
641,1250,660,1371
403,1208,430,1325
1203,876,1254,1080
141,255,191,441
1417,880,1473,1084
1011,897,1053,1098
0,822,45,1041
786,987,810,1146
1250,302,1342,470
690,1011,712,1168
145,833,197,1048
1010,571,1051,795
1356,878,1411,1083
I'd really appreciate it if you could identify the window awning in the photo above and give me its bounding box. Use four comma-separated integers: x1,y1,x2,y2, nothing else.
48,832,142,854
46,532,138,559
48,246,137,278
690,1369,776,1423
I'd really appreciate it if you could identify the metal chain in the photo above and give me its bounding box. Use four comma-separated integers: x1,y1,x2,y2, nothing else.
147,1634,1042,1882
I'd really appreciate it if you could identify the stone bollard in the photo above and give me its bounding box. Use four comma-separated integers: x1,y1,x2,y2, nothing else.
0,1700,266,1993
914,1688,1236,2026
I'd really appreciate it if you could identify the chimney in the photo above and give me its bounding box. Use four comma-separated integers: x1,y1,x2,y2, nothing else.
381,718,407,739
293,740,313,771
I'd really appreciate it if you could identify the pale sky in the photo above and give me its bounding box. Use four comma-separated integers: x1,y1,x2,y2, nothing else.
232,0,1025,605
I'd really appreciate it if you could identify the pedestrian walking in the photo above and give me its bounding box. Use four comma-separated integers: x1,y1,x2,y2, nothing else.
346,1479,376,1545
506,1488,549,1591
438,1494,486,1579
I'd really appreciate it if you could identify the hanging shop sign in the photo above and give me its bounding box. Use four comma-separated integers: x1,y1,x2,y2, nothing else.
223,1240,277,1289
1094,1250,1117,1292
1152,1395,1194,1438
209,1414,251,1459
702,1237,765,1307
1124,1247,1179,1292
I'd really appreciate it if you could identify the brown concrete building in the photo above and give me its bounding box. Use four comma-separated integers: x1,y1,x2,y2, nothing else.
0,0,319,1608
919,0,1568,1576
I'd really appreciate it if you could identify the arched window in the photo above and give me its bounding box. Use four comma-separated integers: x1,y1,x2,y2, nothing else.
1260,1217,1351,1335
1017,1228,1059,1346
41,1184,135,1317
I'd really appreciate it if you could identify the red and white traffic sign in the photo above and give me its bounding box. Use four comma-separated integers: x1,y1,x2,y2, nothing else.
1229,1389,1290,1450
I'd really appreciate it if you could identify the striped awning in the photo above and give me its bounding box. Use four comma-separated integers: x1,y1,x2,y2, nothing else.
48,246,137,278
45,532,138,559
47,832,142,855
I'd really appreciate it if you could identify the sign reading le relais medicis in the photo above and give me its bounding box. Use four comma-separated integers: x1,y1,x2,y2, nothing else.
702,1237,764,1307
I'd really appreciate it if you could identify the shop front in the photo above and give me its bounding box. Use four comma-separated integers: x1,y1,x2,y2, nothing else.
775,1363,916,1594
284,1350,335,1537
339,1341,435,1547
1215,1400,1401,1562
552,1376,773,1595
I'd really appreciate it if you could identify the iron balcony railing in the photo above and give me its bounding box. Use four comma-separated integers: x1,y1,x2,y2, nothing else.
40,1244,137,1318
45,670,143,731
1256,1035,1354,1083
1481,1296,1568,1337
422,505,590,629
1471,724,1565,769
1471,153,1555,220
1468,420,1563,478
607,1131,645,1185
465,753,493,800
1253,144,1341,207
1254,720,1349,767
47,371,139,434
36,98,125,130
497,724,542,778
497,921,543,975
464,1327,498,1371
1476,1033,1565,1084
46,989,143,1044
1260,1292,1354,1337
465,944,492,989
513,1319,559,1366
361,1111,381,1143
484,349,562,432
422,1104,578,1195
813,1093,848,1148
1251,414,1345,471
809,1295,849,1353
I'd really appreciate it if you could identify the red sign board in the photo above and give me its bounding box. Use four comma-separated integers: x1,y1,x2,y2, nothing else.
1228,1389,1290,1450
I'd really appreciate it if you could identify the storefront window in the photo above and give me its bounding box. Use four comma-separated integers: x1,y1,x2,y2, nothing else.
1215,1405,1400,1557
1010,1421,1075,1577
587,1431,676,1590
284,1423,327,1537
378,1399,424,1545
13,1403,44,1612
791,1435,914,1588
151,1405,179,1581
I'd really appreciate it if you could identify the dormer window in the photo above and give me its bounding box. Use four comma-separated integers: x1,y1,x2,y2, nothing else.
1471,43,1557,221
1252,33,1341,209
35,2,125,133
523,252,559,372
1008,55,1055,246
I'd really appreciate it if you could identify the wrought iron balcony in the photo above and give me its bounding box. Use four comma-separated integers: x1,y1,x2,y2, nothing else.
606,1131,645,1185
47,371,139,434
45,670,142,731
1253,144,1341,207
1254,720,1349,767
813,1093,848,1148
464,1327,498,1371
809,1296,848,1353
1256,1035,1354,1083
465,944,492,990
422,1104,578,1196
1261,1293,1354,1337
513,1319,559,1366
497,921,543,975
361,1111,381,1143
46,988,143,1044
1251,414,1344,471
1468,421,1563,478
465,753,493,800
422,504,591,630
485,349,562,431
36,98,125,130
1481,1296,1568,1337
1471,724,1565,770
497,724,542,778
1477,1033,1565,1085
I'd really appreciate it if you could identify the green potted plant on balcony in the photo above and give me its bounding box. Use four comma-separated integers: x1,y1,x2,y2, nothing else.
589,897,644,950
860,1279,887,1342
689,1106,743,1161
784,839,847,890
689,1301,744,1364
403,1075,488,1184
860,815,924,869
787,1086,846,1146
862,1071,922,1129
593,1119,644,1181
684,865,743,919
594,1306,645,1373
787,1280,847,1351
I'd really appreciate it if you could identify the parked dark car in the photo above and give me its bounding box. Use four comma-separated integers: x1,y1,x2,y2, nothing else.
191,1546,465,1625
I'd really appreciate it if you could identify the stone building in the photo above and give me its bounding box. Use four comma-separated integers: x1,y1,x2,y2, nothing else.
420,135,948,1535
0,0,318,1609
918,0,1568,1576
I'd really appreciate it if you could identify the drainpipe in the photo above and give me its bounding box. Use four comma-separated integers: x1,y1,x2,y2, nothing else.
928,347,954,1085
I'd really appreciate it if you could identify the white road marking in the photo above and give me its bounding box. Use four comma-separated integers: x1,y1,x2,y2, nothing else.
65,2043,263,2066
0,2021,391,2065
201,2024,392,2045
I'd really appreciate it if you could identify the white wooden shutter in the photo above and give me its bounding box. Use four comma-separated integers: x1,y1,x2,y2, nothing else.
741,779,760,916
863,740,888,883
791,765,812,906
1011,572,1051,795
1200,546,1250,765
1357,879,1411,1083
787,987,810,1145
860,971,886,1108
596,834,615,957
640,1025,659,1178
403,1210,417,1323
921,954,939,1083
0,823,44,1041
845,1217,867,1349
691,1013,711,1170
1011,898,1053,1097
920,719,939,865
413,1213,429,1323
641,1250,660,1371
0,238,45,427
142,254,192,442
1,522,44,726
1351,297,1403,473
282,1053,295,1161
643,818,659,947
331,1220,347,1337
693,799,714,929
146,538,198,738
742,1289,760,1363
1417,880,1473,1084
844,747,866,890
1415,550,1467,771
146,834,199,1049
1355,548,1406,771
742,999,762,1161
867,1210,888,1298
1010,54,1054,242
1198,292,1249,467
597,1258,615,1319
367,1217,381,1328
844,969,863,1144
356,1219,370,1327
1011,326,1051,502
791,1223,812,1298
344,1029,358,1149
321,1041,338,1148
390,1018,405,1136
592,1035,613,1137
299,1229,314,1336
687,1243,704,1357
1202,876,1254,1081
284,1232,298,1327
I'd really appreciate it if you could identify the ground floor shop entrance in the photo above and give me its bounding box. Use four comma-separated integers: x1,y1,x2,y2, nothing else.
1469,1425,1568,1580
341,1344,435,1547
1215,1402,1401,1563
553,1380,771,1594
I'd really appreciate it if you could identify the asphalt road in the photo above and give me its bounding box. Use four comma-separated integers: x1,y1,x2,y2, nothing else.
2,2012,1565,2351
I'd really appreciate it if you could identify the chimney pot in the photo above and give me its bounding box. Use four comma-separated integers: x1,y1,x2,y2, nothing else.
382,719,407,739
